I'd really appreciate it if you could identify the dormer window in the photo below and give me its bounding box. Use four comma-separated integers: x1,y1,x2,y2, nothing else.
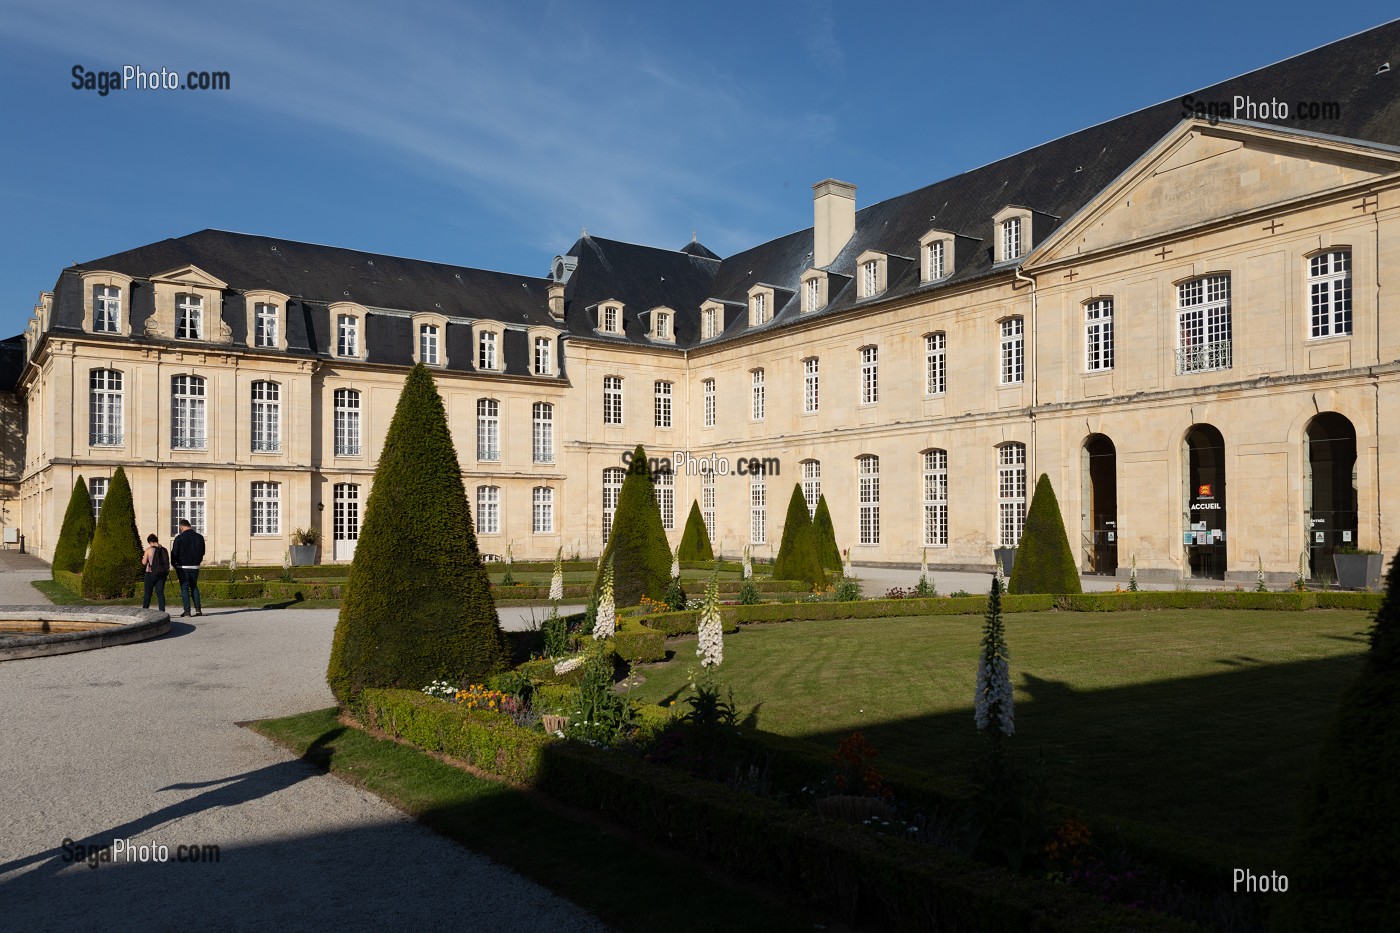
597,302,624,335
336,313,359,357
748,287,775,327
95,286,121,332
175,294,204,340
254,303,278,348
420,324,441,365
478,330,498,370
926,240,945,280
855,251,888,299
701,304,722,339
805,278,820,312
1002,218,1022,260
533,336,553,375
651,308,673,341
993,207,1032,263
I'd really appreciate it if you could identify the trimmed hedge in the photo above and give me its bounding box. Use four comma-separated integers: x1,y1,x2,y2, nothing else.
680,560,745,573
82,466,143,599
773,484,826,590
593,444,672,607
614,617,667,664
677,500,714,562
812,494,842,572
517,657,590,686
52,477,95,576
1008,474,1081,595
351,688,552,785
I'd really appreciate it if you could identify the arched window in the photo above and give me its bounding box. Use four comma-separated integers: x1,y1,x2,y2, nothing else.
922,449,948,547
801,460,821,518
858,455,880,545
925,333,946,395
997,444,1027,546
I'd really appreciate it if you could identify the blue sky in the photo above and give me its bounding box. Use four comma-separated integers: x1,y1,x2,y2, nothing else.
1,0,1396,337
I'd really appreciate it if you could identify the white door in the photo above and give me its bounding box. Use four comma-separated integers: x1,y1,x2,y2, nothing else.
333,483,359,561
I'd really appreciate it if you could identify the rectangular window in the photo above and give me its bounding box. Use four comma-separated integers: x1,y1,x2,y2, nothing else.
603,375,623,425
750,470,766,545
655,311,671,340
703,378,716,428
752,293,767,325
860,346,878,404
478,331,497,370
801,460,821,518
251,482,280,536
94,286,121,332
1000,317,1024,385
250,381,281,453
1176,275,1232,374
420,324,440,365
858,456,880,545
1309,250,1352,338
171,480,206,537
603,305,619,333
476,486,500,535
923,449,948,547
602,468,624,543
803,358,819,413
998,444,1027,547
702,307,718,339
701,471,716,537
532,402,553,463
254,303,278,348
334,388,361,456
927,240,945,280
805,278,821,312
89,477,109,522
654,470,674,530
1002,218,1022,260
175,293,203,340
862,261,878,298
532,487,554,534
751,369,765,420
1085,299,1114,372
534,336,552,375
477,398,500,461
655,381,672,428
89,369,123,446
336,315,359,357
171,374,207,450
925,332,946,395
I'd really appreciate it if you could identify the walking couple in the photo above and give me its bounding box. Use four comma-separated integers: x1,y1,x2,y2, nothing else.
140,520,206,616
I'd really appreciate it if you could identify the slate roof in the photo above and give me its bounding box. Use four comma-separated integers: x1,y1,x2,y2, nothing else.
0,335,24,391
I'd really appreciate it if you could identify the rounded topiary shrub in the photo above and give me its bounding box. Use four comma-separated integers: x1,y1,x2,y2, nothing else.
327,364,507,703
812,494,842,572
593,444,671,608
677,499,714,562
53,476,95,577
773,484,826,590
81,467,142,599
1007,474,1082,595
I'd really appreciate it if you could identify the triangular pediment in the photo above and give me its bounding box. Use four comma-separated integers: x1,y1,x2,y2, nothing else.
150,264,228,290
1029,119,1400,265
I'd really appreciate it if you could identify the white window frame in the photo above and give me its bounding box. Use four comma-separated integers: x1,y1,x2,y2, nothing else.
251,482,280,536
94,286,121,333
602,467,624,543
89,477,109,522
654,311,671,340
477,398,500,462
860,346,878,404
603,375,623,425
925,332,946,395
751,292,768,326
655,381,673,428
858,455,880,545
250,380,281,453
533,336,552,375
702,306,718,339
701,471,716,536
476,486,500,535
751,369,765,420
804,277,821,313
923,449,948,547
89,369,123,447
801,460,821,518
1085,298,1114,372
861,260,879,298
997,444,1027,547
1000,317,1024,385
336,314,360,357
532,487,554,534
703,378,716,428
1002,217,1023,261
926,240,946,281
1308,250,1352,339
750,469,766,545
478,330,498,370
1176,275,1232,374
532,402,554,464
254,302,279,348
654,469,674,530
171,374,207,450
175,293,204,340
171,480,206,537
420,324,441,365
802,357,819,414
602,304,620,334
333,388,361,456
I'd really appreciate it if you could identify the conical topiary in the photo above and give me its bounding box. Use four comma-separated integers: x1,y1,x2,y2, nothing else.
677,500,714,562
1279,548,1400,931
81,467,142,598
53,476,95,577
593,445,671,608
773,484,827,589
1007,474,1082,595
812,494,842,572
327,364,506,703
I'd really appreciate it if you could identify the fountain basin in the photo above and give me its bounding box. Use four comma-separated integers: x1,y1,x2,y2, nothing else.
0,607,171,661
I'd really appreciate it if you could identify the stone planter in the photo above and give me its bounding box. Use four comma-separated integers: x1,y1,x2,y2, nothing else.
994,547,1017,581
1333,552,1383,591
289,544,318,566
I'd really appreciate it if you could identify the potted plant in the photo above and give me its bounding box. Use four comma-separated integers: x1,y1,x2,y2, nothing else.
1333,547,1383,590
289,527,321,566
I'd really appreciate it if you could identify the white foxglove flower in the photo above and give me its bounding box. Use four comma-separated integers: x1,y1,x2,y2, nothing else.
671,547,680,580
549,547,564,601
920,547,928,577
553,657,583,675
696,576,723,668
842,547,851,580
593,558,616,639
974,577,1014,737
742,545,752,579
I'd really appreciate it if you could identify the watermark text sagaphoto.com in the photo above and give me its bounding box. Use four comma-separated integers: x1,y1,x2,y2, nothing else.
71,65,231,96
61,837,221,869
1181,94,1340,125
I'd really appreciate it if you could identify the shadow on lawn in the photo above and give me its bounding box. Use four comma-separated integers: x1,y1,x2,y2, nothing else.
787,651,1366,861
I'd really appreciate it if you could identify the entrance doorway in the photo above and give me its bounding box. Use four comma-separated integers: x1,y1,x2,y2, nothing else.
333,483,360,561
1081,434,1118,574
1304,413,1358,583
1183,424,1227,579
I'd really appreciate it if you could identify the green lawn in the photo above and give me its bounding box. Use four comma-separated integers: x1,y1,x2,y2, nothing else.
248,709,823,933
629,609,1373,863
489,569,744,585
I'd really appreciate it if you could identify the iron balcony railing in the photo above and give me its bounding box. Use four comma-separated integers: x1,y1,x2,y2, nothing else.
1175,341,1232,375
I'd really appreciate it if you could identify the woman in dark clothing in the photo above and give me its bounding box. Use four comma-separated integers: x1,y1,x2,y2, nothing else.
140,533,170,611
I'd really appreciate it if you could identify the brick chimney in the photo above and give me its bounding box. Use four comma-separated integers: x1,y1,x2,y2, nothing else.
812,179,856,268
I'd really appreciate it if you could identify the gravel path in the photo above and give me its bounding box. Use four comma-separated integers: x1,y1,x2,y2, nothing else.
0,574,604,931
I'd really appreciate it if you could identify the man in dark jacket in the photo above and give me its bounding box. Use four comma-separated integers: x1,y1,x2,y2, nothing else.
170,519,206,617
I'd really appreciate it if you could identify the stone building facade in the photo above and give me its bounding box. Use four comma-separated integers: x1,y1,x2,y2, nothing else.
4,24,1398,583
